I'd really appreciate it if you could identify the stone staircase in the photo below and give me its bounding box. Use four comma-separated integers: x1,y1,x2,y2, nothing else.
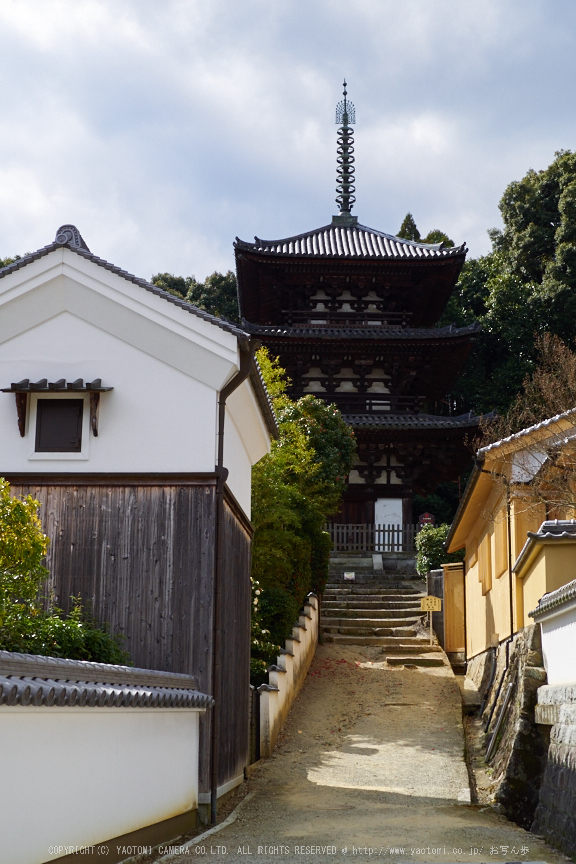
321,553,444,666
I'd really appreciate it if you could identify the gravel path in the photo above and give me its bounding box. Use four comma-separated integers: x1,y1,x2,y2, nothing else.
162,644,568,864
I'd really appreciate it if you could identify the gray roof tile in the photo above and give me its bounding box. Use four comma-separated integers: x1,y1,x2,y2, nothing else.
235,223,466,261
529,575,576,620
243,322,479,341
343,412,481,430
0,650,213,710
0,227,246,339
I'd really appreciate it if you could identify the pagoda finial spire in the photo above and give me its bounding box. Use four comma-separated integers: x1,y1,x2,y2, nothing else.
335,80,356,220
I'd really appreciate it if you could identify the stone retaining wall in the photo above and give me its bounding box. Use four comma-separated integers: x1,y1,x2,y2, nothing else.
258,594,319,758
466,626,549,829
532,683,576,859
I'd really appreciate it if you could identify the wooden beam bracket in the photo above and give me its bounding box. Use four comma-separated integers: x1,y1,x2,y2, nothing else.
90,391,100,437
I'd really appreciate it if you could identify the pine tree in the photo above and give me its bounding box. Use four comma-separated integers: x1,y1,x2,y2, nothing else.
397,212,421,242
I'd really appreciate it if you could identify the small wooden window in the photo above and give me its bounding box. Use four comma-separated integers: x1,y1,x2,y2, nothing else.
478,531,492,595
35,399,83,452
495,509,508,578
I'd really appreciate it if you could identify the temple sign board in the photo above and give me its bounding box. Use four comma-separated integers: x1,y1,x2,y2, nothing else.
421,595,442,646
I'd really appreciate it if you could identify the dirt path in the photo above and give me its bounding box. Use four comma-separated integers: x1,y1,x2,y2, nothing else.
163,644,569,864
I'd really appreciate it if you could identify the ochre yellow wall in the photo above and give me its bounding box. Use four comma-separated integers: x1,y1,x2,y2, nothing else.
520,543,576,626
520,549,547,628
463,490,548,659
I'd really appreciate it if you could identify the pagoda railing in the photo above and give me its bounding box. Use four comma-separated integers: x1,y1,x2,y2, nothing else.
327,523,418,553
303,393,423,414
283,310,412,327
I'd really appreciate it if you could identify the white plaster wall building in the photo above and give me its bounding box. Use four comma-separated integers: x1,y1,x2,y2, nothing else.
0,225,277,813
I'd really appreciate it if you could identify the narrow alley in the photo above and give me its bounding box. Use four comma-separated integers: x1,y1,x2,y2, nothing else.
160,642,567,864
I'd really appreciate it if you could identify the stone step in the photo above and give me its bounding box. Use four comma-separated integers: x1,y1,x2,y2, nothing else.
322,603,425,618
321,625,419,638
385,656,445,667
323,634,427,647
324,582,425,597
369,637,435,648
323,597,423,606
323,591,422,601
322,619,423,632
323,600,423,610
383,644,442,654
320,615,420,629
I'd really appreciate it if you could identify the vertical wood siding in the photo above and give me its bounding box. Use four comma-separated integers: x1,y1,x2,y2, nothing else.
7,479,252,793
217,497,252,786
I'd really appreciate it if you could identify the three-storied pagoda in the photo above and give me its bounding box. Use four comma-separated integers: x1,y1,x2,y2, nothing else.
235,84,480,526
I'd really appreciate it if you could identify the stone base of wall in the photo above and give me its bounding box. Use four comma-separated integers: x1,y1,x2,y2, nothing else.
258,595,319,758
532,684,576,859
465,626,549,829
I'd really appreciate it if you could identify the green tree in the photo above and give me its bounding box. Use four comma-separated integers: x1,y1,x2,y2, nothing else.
421,229,454,247
250,349,355,681
397,212,420,242
0,479,129,663
151,270,240,323
0,254,21,268
0,480,49,621
150,272,197,298
415,523,464,577
444,150,576,416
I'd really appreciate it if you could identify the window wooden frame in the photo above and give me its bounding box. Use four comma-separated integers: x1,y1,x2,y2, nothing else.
478,531,492,595
28,394,90,461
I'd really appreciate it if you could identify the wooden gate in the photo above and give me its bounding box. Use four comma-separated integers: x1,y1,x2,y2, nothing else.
327,523,417,553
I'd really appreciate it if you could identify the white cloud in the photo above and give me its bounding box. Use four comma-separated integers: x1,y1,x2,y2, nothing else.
0,0,575,278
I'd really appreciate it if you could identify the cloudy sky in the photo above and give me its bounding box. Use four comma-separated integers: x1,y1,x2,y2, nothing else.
1,0,575,280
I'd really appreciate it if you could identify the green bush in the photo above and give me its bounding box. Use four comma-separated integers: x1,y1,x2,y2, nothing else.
415,523,465,577
0,479,130,665
250,350,355,682
0,596,130,664
249,578,281,686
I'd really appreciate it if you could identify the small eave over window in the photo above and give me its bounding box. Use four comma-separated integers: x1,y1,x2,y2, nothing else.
1,378,113,438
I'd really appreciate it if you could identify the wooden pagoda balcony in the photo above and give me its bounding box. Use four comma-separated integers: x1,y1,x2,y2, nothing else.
300,393,423,414
327,523,418,553
282,310,412,327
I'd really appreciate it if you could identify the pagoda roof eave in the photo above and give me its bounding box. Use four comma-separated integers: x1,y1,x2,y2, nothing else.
344,412,482,432
234,222,467,262
242,321,480,341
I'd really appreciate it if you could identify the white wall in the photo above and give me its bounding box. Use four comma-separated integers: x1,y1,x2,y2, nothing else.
0,312,219,474
259,596,319,758
539,600,576,686
0,250,272,515
225,382,271,518
0,706,202,864
375,498,403,525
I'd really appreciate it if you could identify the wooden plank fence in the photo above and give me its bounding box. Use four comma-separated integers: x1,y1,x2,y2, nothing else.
327,523,418,553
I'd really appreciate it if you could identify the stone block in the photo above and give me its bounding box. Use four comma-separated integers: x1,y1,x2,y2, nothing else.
536,703,560,725
526,648,544,667
560,703,576,724
538,683,576,704
524,666,547,681
552,723,576,746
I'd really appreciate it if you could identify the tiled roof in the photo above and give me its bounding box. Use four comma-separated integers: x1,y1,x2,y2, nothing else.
478,407,576,455
243,321,480,341
250,360,279,439
343,412,481,430
514,520,576,577
0,650,213,710
0,226,246,339
529,575,576,620
0,226,278,437
235,223,466,260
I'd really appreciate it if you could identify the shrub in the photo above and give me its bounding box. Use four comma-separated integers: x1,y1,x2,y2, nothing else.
415,523,464,577
249,350,355,682
0,479,130,665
